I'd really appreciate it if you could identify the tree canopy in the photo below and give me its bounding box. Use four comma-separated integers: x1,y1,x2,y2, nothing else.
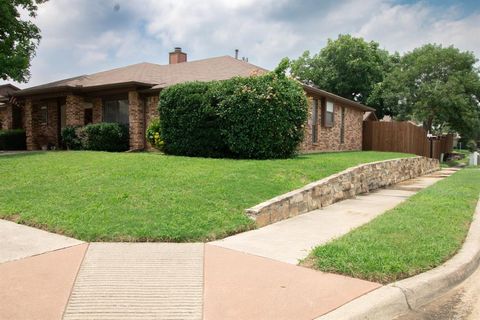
0,0,46,82
371,44,480,138
290,34,394,117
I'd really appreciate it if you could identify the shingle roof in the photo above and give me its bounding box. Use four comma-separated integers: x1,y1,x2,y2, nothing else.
16,56,267,95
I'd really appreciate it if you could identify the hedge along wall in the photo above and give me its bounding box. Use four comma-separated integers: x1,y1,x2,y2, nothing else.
158,61,309,159
246,156,440,227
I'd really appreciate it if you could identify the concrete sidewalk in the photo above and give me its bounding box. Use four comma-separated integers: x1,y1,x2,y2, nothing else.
0,219,83,263
212,168,459,264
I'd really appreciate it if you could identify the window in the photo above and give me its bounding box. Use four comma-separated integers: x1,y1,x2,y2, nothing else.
312,99,318,143
103,100,129,124
340,107,345,144
39,106,48,125
84,108,93,125
323,100,334,127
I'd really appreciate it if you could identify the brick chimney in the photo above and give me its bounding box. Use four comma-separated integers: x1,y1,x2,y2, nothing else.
169,47,187,64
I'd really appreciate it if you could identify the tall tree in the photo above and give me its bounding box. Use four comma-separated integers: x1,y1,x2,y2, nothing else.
372,44,480,138
0,0,47,82
290,34,394,117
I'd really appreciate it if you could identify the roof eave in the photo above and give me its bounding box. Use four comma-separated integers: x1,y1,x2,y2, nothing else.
13,81,156,97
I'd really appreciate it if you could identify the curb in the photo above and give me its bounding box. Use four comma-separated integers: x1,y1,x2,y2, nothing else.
317,197,480,320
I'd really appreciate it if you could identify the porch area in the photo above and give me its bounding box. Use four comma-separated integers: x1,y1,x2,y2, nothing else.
22,91,159,151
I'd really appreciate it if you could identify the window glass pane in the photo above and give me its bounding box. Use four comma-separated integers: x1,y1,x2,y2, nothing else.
40,106,48,124
118,100,129,124
103,100,129,124
103,101,118,123
326,101,334,112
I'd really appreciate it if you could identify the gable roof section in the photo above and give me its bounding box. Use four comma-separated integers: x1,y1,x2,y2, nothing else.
15,56,267,96
303,85,375,112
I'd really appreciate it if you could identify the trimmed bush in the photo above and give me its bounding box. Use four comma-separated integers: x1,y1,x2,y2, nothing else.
158,60,308,159
83,123,129,152
159,81,229,157
61,126,83,150
61,123,129,152
0,129,26,150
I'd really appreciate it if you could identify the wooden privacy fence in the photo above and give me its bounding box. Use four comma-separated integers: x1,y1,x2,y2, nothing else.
363,121,453,160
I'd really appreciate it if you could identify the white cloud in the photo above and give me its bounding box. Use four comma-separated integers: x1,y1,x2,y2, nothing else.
2,0,479,89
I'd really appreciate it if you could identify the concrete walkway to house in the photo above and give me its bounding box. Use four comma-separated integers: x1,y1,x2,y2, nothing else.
212,167,459,265
0,167,459,320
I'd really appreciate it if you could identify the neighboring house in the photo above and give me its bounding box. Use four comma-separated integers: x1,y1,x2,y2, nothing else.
7,47,373,152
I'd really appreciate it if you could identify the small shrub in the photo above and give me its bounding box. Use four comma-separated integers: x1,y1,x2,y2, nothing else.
61,126,83,150
146,118,165,151
0,129,26,150
83,123,129,152
466,139,477,152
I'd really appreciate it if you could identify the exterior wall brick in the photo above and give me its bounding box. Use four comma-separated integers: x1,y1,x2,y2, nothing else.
92,97,102,123
24,99,34,150
300,94,363,153
247,156,440,227
27,100,59,149
65,95,84,127
0,104,13,130
128,91,145,150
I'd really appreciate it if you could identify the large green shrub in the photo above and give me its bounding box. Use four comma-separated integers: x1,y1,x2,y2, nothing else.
217,62,308,159
158,60,308,159
0,129,26,150
83,123,129,152
159,81,229,157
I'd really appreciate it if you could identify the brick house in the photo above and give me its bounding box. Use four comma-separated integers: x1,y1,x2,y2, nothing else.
5,48,373,152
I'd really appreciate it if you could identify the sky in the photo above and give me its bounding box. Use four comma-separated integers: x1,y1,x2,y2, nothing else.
3,0,480,88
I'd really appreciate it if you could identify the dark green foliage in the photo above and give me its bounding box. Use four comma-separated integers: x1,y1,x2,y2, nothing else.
159,81,229,157
61,126,83,150
0,0,47,82
216,60,308,159
368,44,480,137
290,34,394,118
0,129,26,150
82,123,129,152
159,62,308,159
60,123,129,152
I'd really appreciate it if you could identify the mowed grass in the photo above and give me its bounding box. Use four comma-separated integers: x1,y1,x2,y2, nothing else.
305,167,480,284
0,151,409,242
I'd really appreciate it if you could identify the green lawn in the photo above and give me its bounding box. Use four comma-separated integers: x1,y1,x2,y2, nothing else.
305,167,480,284
0,151,409,242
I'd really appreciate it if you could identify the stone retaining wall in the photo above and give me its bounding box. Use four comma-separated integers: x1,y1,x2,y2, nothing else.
246,156,440,227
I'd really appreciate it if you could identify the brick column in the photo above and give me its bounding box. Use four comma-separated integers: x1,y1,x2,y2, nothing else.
92,97,102,123
128,91,145,150
3,104,13,129
24,99,36,150
65,95,84,127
